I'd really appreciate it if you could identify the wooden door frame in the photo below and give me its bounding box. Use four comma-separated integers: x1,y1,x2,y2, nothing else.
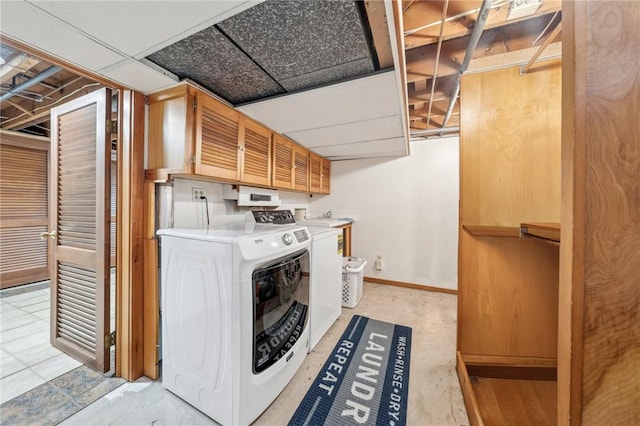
3,36,146,381
115,90,145,380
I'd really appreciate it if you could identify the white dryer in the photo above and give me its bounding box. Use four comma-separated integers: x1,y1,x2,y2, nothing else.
158,222,311,426
306,226,343,351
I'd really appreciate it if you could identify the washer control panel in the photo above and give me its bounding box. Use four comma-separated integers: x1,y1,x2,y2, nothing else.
251,210,296,224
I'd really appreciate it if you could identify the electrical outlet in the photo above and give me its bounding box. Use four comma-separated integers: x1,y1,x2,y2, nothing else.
375,255,383,271
192,187,205,201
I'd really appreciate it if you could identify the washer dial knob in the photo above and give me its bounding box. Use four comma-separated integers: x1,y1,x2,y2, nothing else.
282,233,293,245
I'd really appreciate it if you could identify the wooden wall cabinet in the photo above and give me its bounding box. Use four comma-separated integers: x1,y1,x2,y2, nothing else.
293,143,309,192
147,82,329,194
309,153,331,194
309,152,322,193
194,93,272,186
321,157,331,194
272,133,295,189
146,85,196,180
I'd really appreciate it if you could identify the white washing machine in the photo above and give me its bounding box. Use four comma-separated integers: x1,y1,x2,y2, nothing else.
306,226,343,352
247,211,343,352
158,222,311,426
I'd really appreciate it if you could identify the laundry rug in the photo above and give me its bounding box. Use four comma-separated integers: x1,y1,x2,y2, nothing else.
289,315,412,426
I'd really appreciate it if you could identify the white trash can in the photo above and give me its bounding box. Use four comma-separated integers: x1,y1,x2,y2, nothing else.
342,257,367,308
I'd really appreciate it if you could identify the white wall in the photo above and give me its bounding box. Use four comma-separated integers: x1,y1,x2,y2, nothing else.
309,136,460,290
169,136,459,290
172,178,310,229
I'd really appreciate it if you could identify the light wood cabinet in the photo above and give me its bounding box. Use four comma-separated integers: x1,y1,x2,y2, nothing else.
293,143,309,192
239,116,271,186
146,82,328,193
195,92,241,181
272,133,294,189
146,85,196,180
309,152,322,193
308,154,332,194
321,158,330,194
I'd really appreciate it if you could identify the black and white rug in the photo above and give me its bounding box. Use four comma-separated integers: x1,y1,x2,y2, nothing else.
289,315,412,426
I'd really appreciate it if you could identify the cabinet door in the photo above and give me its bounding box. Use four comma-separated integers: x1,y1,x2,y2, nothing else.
195,93,240,180
240,117,271,186
309,152,322,193
321,158,331,194
272,134,295,189
293,144,309,192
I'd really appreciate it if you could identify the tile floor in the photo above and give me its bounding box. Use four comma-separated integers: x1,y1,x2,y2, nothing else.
0,284,82,405
60,282,470,425
0,273,116,406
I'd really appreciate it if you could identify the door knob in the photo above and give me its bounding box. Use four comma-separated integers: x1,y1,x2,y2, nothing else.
39,230,57,240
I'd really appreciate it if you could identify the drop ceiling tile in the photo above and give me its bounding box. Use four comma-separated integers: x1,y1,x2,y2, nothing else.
146,26,284,104
328,150,407,161
279,58,374,92
286,115,404,148
28,0,263,58
313,137,407,158
98,59,177,93
217,1,373,82
238,71,401,133
1,0,125,71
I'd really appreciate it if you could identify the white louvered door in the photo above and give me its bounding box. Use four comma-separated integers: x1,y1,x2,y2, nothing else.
49,88,111,372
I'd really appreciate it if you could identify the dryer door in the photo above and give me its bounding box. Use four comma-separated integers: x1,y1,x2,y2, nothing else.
253,249,309,373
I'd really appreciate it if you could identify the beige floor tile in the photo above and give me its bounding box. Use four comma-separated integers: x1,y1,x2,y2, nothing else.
0,352,26,379
31,353,82,382
0,368,46,404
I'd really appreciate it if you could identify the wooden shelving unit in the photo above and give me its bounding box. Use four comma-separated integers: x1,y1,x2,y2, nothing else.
457,59,562,425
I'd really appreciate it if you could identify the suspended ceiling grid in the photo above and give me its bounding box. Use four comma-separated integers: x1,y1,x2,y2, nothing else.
2,0,564,157
146,1,378,105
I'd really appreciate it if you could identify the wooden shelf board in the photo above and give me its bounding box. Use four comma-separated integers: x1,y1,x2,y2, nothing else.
471,377,557,426
457,352,557,426
462,224,521,237
521,222,561,242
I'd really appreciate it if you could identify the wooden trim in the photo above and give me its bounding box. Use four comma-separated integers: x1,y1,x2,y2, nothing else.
338,224,351,257
0,267,49,289
115,90,146,381
456,351,484,426
56,245,96,269
143,238,159,379
0,130,49,147
559,2,585,424
0,218,47,228
1,35,124,89
463,354,557,368
463,354,557,381
462,224,521,237
364,276,457,295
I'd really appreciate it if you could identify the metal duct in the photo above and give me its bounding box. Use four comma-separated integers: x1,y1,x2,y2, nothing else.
442,0,493,127
410,126,460,138
0,65,62,103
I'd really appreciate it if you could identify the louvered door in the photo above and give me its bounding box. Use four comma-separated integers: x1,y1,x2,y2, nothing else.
309,152,322,193
0,135,49,289
240,117,271,186
321,158,331,194
49,88,111,372
293,144,309,192
195,93,240,180
272,134,295,189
